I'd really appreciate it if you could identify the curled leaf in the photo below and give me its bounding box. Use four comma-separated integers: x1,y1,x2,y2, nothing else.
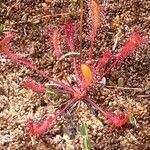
0,32,13,44
129,114,137,126
0,32,14,55
58,52,80,62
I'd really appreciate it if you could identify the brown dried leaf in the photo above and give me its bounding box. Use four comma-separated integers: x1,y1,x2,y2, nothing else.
0,86,7,97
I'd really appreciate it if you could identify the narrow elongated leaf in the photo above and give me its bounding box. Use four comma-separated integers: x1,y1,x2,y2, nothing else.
0,33,71,91
99,32,144,81
80,123,87,136
52,28,62,57
83,137,92,150
27,116,55,136
89,0,103,41
80,123,92,150
88,0,103,59
23,80,46,93
64,21,76,51
0,78,4,84
116,32,144,62
0,24,5,34
97,49,112,70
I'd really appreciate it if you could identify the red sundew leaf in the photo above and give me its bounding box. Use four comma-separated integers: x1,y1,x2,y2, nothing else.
99,32,144,81
0,33,71,92
105,112,129,128
64,21,75,51
88,0,103,42
97,49,112,70
0,32,17,59
116,32,144,63
27,116,55,136
86,98,128,128
23,80,46,93
0,33,29,64
0,32,14,47
0,33,28,61
27,98,77,136
52,28,62,57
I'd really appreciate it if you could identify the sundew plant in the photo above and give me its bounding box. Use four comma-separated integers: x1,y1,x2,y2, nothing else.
0,0,144,136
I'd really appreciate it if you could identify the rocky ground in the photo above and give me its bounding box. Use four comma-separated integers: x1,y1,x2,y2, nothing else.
0,0,150,150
